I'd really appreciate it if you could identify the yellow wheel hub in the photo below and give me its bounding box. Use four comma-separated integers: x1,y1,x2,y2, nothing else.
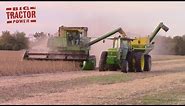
132,54,145,72
141,55,145,71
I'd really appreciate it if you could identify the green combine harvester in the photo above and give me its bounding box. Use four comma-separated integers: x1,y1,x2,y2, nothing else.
23,26,126,70
99,22,169,72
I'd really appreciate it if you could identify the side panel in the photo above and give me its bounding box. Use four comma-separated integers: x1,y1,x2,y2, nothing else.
47,36,90,52
131,36,149,48
47,36,67,50
106,48,119,65
131,36,149,52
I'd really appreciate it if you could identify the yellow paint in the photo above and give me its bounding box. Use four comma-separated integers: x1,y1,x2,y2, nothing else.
131,36,149,48
141,54,145,71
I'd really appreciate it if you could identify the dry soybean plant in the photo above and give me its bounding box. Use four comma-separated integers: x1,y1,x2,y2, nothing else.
0,50,81,76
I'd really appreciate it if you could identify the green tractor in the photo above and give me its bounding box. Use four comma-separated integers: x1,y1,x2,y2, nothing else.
99,22,169,72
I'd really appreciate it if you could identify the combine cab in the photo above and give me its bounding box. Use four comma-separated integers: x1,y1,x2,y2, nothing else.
24,26,90,61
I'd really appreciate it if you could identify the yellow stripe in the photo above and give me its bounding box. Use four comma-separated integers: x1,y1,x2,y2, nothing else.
131,37,149,45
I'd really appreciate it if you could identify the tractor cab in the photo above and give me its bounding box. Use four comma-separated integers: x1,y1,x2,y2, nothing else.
105,36,135,68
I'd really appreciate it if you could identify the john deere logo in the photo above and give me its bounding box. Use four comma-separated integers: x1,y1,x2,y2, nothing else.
6,6,36,24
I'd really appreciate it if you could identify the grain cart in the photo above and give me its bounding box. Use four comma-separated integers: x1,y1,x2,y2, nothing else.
99,22,169,72
23,26,126,70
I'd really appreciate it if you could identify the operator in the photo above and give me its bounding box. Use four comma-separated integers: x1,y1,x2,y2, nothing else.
73,31,80,45
120,36,129,60
67,32,73,45
76,32,80,45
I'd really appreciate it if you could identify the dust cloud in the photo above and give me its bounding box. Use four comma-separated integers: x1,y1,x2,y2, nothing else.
150,35,175,55
28,36,50,53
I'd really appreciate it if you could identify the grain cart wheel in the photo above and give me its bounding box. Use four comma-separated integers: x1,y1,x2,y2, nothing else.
99,51,108,71
127,52,134,72
144,55,152,71
134,52,145,72
121,60,129,73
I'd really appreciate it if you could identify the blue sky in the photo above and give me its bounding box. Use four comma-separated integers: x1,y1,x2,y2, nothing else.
1,1,185,38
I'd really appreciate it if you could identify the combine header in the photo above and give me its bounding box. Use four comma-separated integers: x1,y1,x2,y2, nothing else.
23,26,126,70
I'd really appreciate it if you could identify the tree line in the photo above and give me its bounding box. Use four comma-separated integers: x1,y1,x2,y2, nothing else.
0,31,47,51
0,31,185,55
0,31,29,50
151,35,185,55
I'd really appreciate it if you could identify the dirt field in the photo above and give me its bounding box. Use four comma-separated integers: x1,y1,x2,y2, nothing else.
0,51,184,105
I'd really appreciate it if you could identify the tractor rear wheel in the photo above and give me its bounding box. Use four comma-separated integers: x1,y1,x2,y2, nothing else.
99,51,108,71
127,52,134,72
134,52,145,72
121,60,129,73
144,55,152,71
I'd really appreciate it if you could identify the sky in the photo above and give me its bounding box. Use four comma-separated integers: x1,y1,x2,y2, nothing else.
1,1,185,63
1,1,185,37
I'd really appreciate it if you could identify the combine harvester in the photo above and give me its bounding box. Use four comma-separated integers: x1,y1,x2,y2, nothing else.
99,22,169,72
23,26,127,70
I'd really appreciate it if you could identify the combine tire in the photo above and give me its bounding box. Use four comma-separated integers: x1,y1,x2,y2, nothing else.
144,55,152,71
134,52,145,72
121,60,129,73
99,51,108,71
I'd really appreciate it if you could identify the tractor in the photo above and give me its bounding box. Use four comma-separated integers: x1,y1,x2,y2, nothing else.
99,22,169,72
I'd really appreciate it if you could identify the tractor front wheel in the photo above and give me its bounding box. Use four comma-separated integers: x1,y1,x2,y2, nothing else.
99,51,108,71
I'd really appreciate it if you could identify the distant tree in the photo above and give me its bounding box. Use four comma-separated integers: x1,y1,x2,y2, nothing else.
152,35,175,55
13,31,29,50
0,31,16,50
0,31,29,50
173,36,185,55
33,32,47,41
182,34,185,41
